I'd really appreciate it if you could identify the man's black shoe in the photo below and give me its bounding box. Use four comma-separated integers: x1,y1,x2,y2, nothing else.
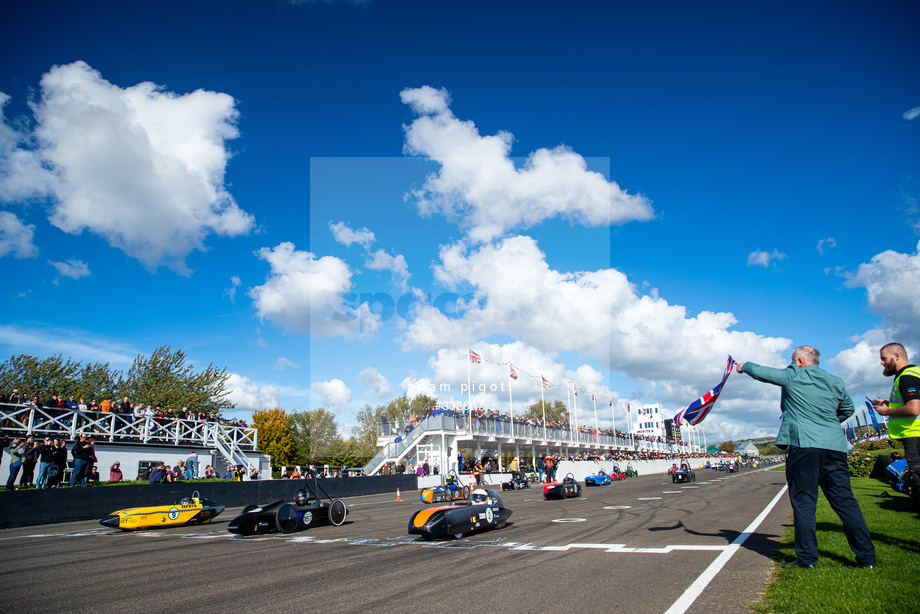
782,559,815,569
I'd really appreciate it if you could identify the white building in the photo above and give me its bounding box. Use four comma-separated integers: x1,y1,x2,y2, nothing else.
631,402,666,439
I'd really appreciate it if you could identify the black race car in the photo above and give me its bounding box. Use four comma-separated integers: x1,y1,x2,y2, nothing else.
408,488,512,540
671,463,696,483
501,472,531,491
543,473,582,499
228,476,347,535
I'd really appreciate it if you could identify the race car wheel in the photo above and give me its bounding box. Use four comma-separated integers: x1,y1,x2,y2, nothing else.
329,499,347,526
276,504,299,534
462,486,470,499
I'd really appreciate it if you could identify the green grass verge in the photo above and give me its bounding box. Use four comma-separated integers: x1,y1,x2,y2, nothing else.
754,476,920,613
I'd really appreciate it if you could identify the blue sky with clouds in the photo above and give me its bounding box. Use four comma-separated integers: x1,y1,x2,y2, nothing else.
1,1,918,440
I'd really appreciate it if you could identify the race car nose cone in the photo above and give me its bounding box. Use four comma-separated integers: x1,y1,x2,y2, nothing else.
99,514,120,528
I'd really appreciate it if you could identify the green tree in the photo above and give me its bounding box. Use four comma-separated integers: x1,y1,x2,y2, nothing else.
523,399,569,423
252,408,297,466
290,408,340,464
352,403,387,458
0,354,84,399
759,442,783,457
718,440,736,454
383,393,438,424
118,345,233,415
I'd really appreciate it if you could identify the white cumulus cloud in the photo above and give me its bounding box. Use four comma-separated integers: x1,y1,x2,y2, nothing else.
747,249,786,268
0,211,37,258
400,86,654,243
49,258,90,279
0,92,58,203
25,61,253,272
312,378,352,409
330,220,375,249
226,373,281,412
903,105,920,121
249,241,381,337
359,367,392,398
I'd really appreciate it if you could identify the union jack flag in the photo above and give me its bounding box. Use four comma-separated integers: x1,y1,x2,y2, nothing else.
674,355,735,426
574,385,579,396
509,365,518,380
469,349,481,364
542,376,551,389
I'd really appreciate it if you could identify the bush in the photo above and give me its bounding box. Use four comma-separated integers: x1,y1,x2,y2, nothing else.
847,440,903,477
847,450,876,477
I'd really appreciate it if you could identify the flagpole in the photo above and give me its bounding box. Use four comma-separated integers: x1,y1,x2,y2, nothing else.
610,398,616,445
541,377,547,441
593,394,599,447
566,381,572,444
573,384,579,448
508,364,514,440
466,346,472,433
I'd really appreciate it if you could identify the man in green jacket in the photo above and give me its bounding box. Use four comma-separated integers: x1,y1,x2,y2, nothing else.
735,345,875,568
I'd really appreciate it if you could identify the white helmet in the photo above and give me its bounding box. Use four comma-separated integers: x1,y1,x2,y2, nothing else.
471,488,490,505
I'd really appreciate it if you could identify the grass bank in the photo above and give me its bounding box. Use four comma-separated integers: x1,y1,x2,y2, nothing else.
755,474,919,613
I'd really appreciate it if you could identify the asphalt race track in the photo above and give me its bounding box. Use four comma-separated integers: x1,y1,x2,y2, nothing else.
0,466,790,614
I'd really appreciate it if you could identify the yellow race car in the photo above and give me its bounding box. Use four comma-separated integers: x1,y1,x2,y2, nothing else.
100,491,225,530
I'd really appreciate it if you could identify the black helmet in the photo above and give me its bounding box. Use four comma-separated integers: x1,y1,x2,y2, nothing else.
294,489,310,505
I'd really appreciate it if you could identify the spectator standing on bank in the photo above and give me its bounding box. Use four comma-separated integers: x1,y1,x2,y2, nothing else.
50,439,67,487
536,454,545,483
221,464,233,480
873,343,920,513
5,438,25,491
19,435,37,487
70,435,95,488
186,451,199,479
736,346,875,568
36,437,55,488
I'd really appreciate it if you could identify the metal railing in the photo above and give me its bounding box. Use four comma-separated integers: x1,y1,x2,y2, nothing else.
366,413,691,474
0,403,257,467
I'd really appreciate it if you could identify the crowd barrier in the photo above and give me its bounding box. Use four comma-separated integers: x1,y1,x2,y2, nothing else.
0,474,418,529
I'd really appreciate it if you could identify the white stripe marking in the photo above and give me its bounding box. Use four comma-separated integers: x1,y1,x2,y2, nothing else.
663,484,788,614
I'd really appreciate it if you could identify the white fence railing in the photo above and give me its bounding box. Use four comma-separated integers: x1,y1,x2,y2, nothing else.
0,403,257,459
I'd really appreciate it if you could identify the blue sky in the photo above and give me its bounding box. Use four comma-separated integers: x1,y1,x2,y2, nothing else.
1,1,918,441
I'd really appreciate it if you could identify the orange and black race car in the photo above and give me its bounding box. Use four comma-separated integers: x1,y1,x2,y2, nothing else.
409,489,512,540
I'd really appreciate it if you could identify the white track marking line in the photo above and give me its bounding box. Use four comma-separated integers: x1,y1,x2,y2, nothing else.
663,484,788,614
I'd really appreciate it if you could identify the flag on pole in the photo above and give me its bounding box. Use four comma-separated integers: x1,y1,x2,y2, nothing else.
469,349,481,364
542,376,551,389
865,401,881,433
674,355,736,426
574,384,579,396
509,364,517,380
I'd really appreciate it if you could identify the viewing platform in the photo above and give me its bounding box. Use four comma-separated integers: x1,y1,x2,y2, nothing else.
364,412,697,476
0,403,267,480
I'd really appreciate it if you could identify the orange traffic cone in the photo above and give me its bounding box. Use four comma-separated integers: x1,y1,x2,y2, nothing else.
395,488,403,501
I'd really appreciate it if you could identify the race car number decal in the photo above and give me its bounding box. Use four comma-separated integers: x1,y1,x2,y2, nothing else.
485,508,494,524
168,507,180,520
301,511,313,525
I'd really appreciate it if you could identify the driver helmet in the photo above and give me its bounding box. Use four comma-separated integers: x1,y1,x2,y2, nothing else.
293,489,310,505
179,497,194,505
471,488,491,505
